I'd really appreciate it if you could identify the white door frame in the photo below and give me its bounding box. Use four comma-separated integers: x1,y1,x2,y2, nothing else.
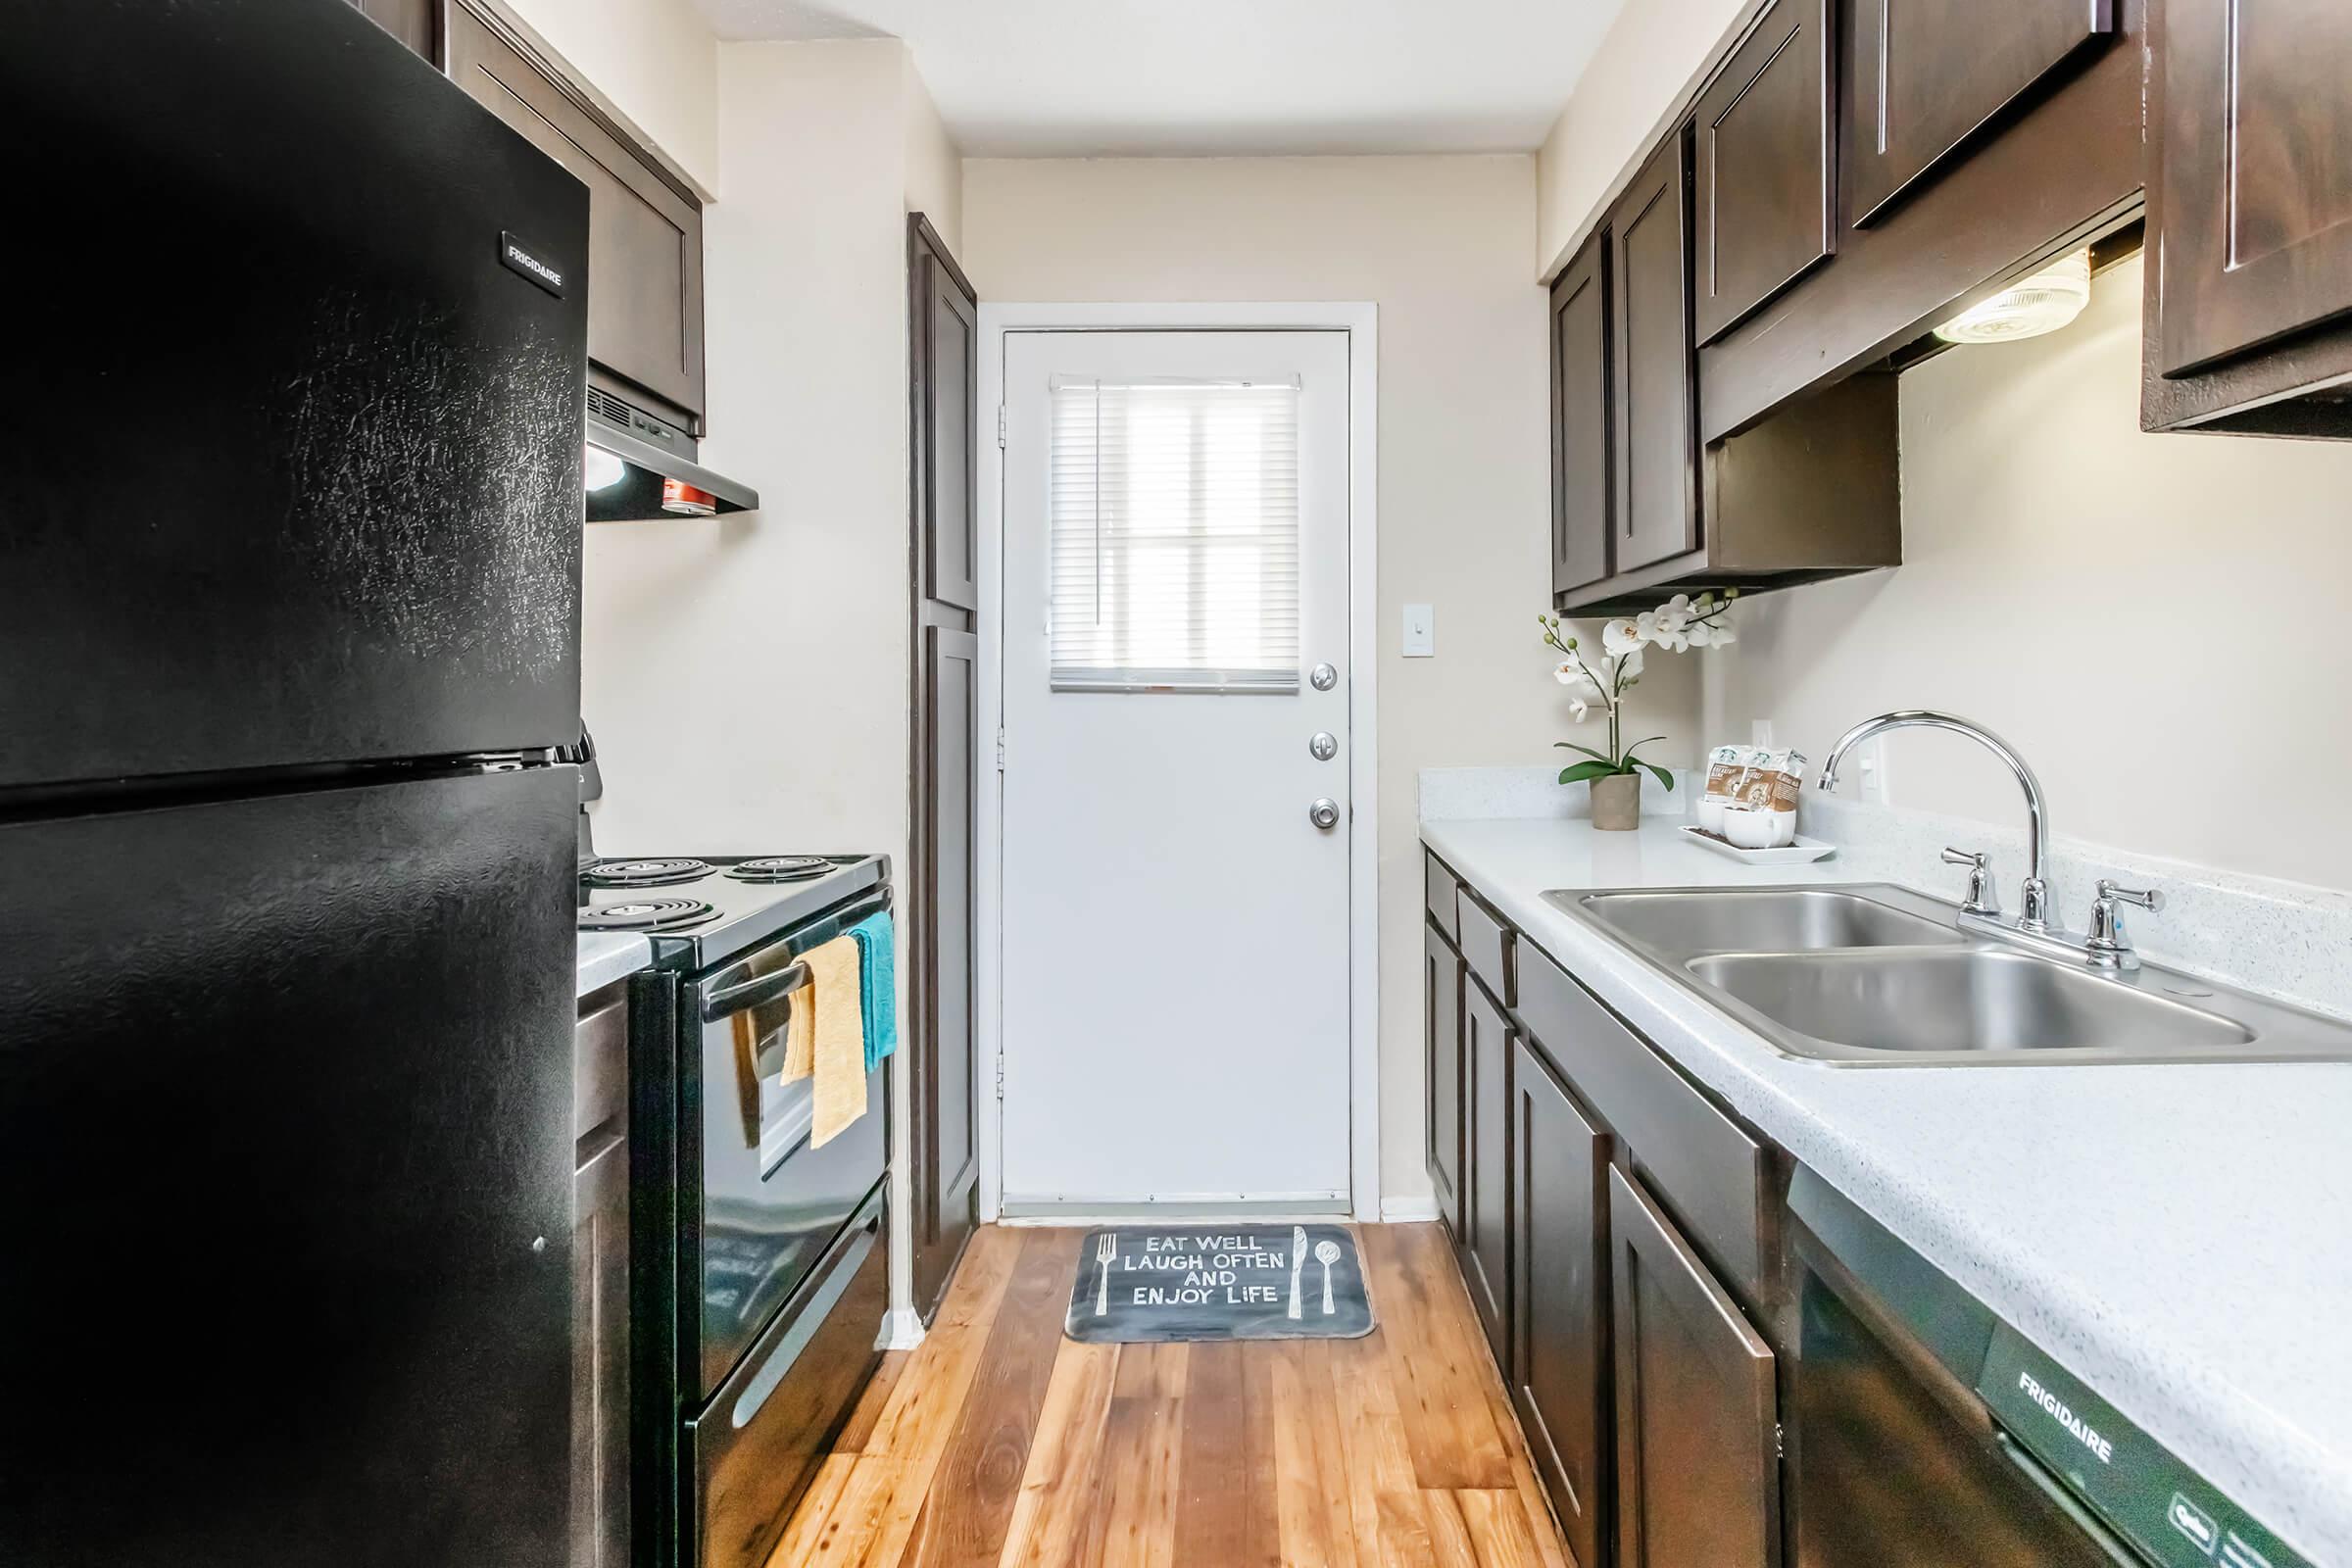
975,302,1381,1224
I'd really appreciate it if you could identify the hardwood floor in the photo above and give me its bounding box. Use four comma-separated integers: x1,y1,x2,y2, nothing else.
772,1222,1574,1568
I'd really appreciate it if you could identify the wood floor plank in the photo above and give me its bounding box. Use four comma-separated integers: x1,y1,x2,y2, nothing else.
997,1339,1120,1568
1270,1341,1367,1568
837,1350,911,1453
1457,1489,1545,1568
1365,1225,1515,1491
1421,1490,1483,1568
765,1452,859,1568
1330,1308,1432,1568
1083,1343,1189,1568
1170,1341,1279,1568
784,1454,909,1568
901,1231,1085,1568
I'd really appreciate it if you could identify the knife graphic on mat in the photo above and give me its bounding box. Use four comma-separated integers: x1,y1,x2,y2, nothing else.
1287,1225,1307,1319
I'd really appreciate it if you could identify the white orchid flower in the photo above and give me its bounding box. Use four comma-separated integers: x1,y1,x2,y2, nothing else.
1686,622,1712,648
1569,696,1590,722
1601,618,1644,659
1552,660,1587,687
1708,619,1738,647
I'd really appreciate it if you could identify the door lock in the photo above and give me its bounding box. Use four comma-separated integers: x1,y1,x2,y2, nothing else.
1308,731,1338,760
1309,662,1338,692
1309,798,1340,830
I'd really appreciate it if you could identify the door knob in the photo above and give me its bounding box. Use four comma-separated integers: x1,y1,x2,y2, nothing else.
1309,798,1340,830
1308,731,1338,760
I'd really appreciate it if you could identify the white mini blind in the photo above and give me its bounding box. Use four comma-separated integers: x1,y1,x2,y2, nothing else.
1049,377,1300,693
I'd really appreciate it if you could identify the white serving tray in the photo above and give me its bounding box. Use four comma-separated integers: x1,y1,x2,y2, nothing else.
1678,825,1838,865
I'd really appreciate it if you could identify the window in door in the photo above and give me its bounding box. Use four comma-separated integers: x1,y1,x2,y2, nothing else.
1047,376,1300,694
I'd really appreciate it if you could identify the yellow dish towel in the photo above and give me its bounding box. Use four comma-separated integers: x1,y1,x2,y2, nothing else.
778,978,816,1083
803,932,868,1148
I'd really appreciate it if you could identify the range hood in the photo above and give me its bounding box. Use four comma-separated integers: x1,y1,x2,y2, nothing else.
583,385,759,523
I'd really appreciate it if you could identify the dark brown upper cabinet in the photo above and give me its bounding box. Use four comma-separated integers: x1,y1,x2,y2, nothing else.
911,218,980,612
1844,0,2115,227
1549,232,1612,596
1610,1165,1780,1568
1693,0,1835,344
1612,132,1702,577
446,0,707,429
2143,0,2352,435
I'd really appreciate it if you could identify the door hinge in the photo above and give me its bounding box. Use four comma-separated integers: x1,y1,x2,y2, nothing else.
994,1053,1005,1100
1774,1422,1786,1459
996,404,1006,449
994,728,1006,772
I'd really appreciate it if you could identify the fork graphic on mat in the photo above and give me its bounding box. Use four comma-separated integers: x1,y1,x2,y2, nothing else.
1094,1232,1117,1316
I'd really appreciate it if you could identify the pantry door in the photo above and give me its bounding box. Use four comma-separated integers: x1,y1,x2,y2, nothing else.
998,328,1353,1210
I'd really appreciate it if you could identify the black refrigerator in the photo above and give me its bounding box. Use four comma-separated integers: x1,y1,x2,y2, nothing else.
1,4,591,1564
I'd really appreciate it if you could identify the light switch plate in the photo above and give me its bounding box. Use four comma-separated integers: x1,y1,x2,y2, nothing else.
1401,603,1435,658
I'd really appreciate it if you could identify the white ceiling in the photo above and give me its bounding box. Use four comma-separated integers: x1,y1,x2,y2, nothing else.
694,0,1632,157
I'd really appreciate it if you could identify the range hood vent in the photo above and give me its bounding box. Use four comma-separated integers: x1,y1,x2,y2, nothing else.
584,387,759,523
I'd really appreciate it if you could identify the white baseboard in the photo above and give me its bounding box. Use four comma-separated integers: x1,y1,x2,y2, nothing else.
1379,1195,1440,1223
878,1306,927,1351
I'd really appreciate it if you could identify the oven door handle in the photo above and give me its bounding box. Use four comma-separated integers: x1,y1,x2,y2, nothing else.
702,960,809,1023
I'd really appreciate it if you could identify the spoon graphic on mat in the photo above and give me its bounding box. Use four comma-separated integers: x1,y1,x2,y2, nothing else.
1315,1240,1341,1315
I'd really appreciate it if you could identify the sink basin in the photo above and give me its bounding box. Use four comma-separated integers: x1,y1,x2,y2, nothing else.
1544,881,2352,1065
1686,948,2257,1058
1578,888,1960,959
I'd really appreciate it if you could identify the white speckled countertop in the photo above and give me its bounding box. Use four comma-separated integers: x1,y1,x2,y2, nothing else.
576,933,651,998
1420,811,2352,1562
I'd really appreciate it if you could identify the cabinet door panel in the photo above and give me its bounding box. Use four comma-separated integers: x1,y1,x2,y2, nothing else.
1511,1038,1611,1568
2155,0,2352,375
1694,0,1835,343
571,1131,630,1568
1461,978,1513,1368
912,627,981,1318
1611,1166,1779,1568
1426,920,1465,1242
446,0,706,420
913,220,980,610
1845,0,2115,225
1550,231,1612,593
1611,133,1699,574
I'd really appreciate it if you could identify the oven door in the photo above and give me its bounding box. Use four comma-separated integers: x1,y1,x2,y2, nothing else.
685,1185,886,1568
687,886,891,1396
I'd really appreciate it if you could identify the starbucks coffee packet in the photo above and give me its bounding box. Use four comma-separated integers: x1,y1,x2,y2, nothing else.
1697,745,1755,834
1725,747,1806,849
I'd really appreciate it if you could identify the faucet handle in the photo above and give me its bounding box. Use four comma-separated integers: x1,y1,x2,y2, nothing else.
2086,880,2164,968
1941,847,2000,917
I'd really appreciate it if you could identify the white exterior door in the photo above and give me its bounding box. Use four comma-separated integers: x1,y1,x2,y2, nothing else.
999,329,1353,1209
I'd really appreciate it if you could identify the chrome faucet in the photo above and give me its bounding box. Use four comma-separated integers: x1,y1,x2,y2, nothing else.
1819,710,2058,930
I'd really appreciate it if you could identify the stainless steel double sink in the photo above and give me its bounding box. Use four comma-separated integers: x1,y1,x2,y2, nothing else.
1544,884,2352,1065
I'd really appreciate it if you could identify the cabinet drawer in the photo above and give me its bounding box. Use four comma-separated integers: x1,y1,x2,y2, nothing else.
1519,943,1768,1297
573,988,628,1145
1424,852,1459,942
1458,891,1515,1007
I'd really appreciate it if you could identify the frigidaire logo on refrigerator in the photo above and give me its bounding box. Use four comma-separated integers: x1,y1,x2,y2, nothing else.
498,230,564,295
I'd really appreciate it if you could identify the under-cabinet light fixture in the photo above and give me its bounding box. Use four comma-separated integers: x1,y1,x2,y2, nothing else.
583,444,627,492
1933,249,2094,345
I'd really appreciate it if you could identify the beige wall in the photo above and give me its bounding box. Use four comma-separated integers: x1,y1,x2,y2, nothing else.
962,155,1703,1205
1534,0,1752,277
579,39,955,1315
1706,254,2352,893
502,0,719,192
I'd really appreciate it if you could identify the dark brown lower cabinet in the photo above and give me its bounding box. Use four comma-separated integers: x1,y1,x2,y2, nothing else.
571,989,630,1568
911,625,981,1319
1510,1038,1612,1568
1426,920,1466,1242
1609,1165,1780,1568
1461,977,1513,1368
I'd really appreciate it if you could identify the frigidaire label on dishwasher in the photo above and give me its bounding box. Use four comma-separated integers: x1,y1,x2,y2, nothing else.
1977,1324,2314,1568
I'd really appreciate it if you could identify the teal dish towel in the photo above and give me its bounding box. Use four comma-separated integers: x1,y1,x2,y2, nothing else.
849,911,898,1071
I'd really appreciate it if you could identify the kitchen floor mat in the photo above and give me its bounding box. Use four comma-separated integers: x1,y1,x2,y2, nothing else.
1063,1224,1374,1343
